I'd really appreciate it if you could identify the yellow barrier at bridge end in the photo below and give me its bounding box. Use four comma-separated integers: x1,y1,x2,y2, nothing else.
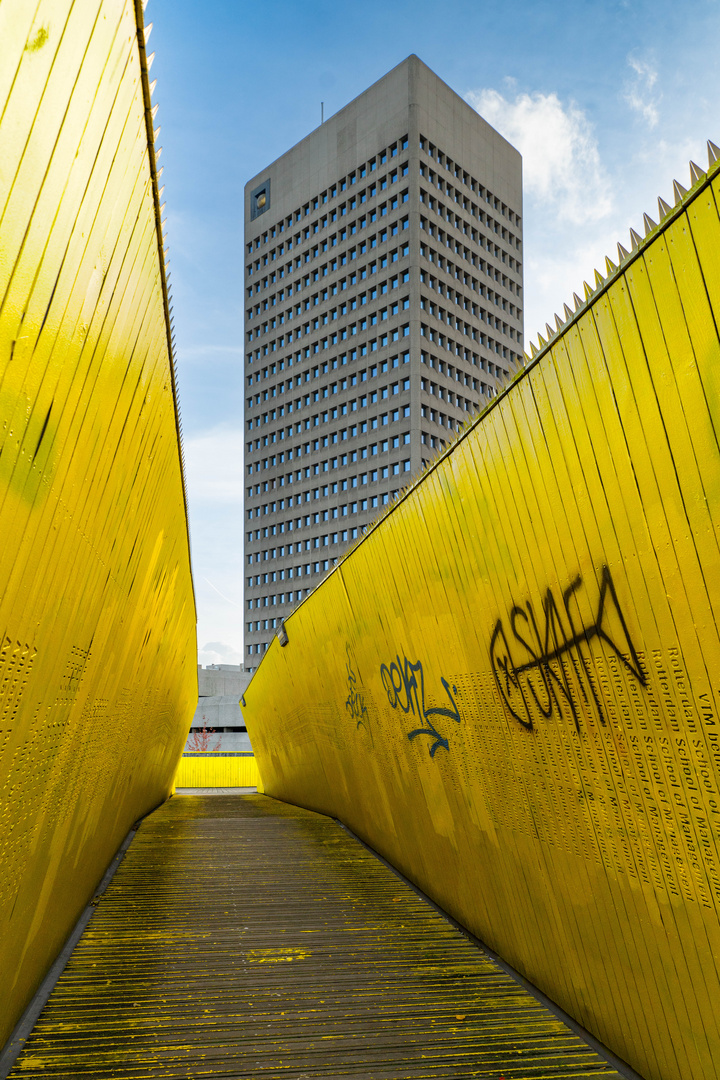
174,755,261,789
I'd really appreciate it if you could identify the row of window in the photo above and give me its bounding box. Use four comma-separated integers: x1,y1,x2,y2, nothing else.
421,348,504,383
248,348,409,392
247,483,411,561
248,455,414,518
249,183,411,274
247,247,411,361
247,412,413,478
248,587,311,610
249,260,411,305
246,505,395,570
419,184,520,252
420,239,508,300
420,294,479,321
420,321,515,364
249,617,283,632
247,434,413,494
248,377,411,432
421,295,517,343
248,136,410,252
246,243,411,334
421,403,484,428
422,433,448,450
248,205,410,287
419,246,520,353
419,134,519,226
250,320,411,365
420,217,518,276
246,567,317,595
248,355,410,410
250,296,410,344
247,443,411,515
248,462,412,532
420,375,481,405
419,162,520,237
250,429,411,474
248,268,409,319
247,567,338,615
419,304,480,343
250,304,487,380
420,270,519,320
245,346,485,448
420,239,518,296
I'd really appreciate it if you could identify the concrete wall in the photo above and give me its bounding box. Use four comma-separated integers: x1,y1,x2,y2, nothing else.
185,665,253,752
197,663,251,699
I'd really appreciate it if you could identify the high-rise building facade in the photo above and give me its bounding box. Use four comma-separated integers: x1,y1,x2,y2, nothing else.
243,56,523,668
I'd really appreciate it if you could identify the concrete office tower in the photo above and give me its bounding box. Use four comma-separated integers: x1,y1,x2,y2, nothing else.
243,55,523,668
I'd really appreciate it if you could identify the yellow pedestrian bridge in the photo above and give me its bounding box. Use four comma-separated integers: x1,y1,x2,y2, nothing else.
3,2,720,1079
2,792,635,1079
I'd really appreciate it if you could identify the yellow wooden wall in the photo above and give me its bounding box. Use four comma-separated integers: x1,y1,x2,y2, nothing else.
174,756,261,789
0,0,196,1046
245,155,720,1080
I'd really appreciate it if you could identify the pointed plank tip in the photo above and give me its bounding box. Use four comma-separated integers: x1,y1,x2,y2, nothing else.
658,195,673,219
689,160,705,185
673,178,688,204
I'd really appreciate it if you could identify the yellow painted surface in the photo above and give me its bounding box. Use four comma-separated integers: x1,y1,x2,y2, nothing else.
7,794,626,1079
174,756,261,788
245,158,720,1080
0,0,195,1046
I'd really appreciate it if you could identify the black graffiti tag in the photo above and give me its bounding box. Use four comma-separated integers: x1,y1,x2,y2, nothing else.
380,654,460,756
490,565,646,732
345,644,368,728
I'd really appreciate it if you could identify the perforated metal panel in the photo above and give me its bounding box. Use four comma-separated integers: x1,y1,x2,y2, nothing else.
245,157,720,1080
0,0,196,1045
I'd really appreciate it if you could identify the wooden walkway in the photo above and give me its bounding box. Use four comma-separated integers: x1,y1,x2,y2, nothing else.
9,794,628,1078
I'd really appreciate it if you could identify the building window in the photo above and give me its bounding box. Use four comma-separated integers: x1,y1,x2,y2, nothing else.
250,180,271,220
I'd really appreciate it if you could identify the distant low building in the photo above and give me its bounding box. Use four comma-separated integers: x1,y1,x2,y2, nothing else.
185,664,253,752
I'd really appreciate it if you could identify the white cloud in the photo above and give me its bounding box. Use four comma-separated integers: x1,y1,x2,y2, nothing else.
465,83,715,347
466,88,612,224
624,55,660,129
466,85,619,340
199,640,243,667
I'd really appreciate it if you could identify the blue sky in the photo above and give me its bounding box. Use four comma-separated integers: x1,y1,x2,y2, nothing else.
146,0,720,666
